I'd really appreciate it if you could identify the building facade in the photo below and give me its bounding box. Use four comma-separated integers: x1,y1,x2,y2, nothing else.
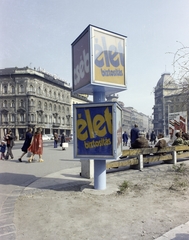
153,73,189,136
71,93,91,135
106,94,152,136
0,67,72,139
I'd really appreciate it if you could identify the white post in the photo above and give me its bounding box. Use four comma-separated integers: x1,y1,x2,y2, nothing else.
172,150,177,165
139,154,143,171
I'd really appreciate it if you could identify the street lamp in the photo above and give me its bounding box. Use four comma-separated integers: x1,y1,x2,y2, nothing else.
163,98,172,137
167,100,172,137
163,97,166,136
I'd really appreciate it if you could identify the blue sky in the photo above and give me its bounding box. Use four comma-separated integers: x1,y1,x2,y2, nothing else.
1,0,189,116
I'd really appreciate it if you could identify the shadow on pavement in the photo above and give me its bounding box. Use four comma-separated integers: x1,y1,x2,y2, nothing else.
0,172,91,192
171,233,189,240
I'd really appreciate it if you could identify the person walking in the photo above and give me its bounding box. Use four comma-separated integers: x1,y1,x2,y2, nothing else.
0,140,6,160
150,130,156,145
18,128,33,162
53,132,58,148
5,129,15,160
122,131,128,146
27,127,44,162
146,132,149,141
61,131,66,150
130,124,140,148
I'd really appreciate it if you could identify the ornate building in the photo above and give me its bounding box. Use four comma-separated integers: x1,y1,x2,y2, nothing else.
0,67,72,139
153,73,189,136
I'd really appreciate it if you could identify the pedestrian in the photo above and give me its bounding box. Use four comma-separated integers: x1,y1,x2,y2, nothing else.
146,132,149,140
18,128,33,162
150,130,156,145
0,140,6,160
61,131,66,150
27,127,44,162
5,129,15,160
122,131,128,146
130,124,140,148
131,132,150,149
53,132,58,148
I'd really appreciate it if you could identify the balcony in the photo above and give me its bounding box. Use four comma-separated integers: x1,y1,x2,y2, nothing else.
52,123,60,127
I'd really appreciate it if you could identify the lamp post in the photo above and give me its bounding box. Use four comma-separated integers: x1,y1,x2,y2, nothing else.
163,98,172,137
167,100,172,138
163,97,166,136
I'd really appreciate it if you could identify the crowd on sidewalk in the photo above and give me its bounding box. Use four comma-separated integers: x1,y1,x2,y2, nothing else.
1,124,189,161
122,124,189,150
0,128,67,162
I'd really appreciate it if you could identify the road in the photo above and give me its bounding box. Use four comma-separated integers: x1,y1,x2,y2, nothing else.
0,141,80,211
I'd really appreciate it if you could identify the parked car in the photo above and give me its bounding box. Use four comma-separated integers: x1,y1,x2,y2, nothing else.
42,134,51,140
58,134,73,142
46,134,54,140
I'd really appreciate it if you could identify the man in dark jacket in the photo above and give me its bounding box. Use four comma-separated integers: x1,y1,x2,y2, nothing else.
150,130,156,145
61,131,66,150
122,131,128,146
131,132,150,149
130,124,140,148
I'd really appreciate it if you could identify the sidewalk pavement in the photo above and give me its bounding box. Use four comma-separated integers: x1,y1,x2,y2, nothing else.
15,167,189,240
0,143,189,239
22,168,189,240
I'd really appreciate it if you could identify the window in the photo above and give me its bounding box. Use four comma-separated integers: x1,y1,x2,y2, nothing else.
49,115,52,123
67,107,69,113
11,100,15,108
54,91,56,99
3,100,7,108
20,85,24,93
10,114,15,122
62,106,65,113
38,101,41,108
54,104,56,111
31,114,34,122
29,85,34,92
44,102,47,110
20,100,24,107
3,113,8,122
44,88,47,97
49,90,52,97
3,85,7,94
58,105,61,112
30,99,34,106
11,85,15,94
38,114,42,123
66,116,70,124
44,115,47,123
20,113,24,122
49,103,52,111
38,86,41,94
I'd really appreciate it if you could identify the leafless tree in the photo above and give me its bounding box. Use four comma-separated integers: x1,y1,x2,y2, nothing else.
166,42,189,106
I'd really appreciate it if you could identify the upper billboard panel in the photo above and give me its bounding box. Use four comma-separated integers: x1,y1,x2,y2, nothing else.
72,25,127,95
92,27,126,86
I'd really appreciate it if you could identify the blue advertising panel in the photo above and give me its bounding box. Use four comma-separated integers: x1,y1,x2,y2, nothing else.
73,102,122,159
